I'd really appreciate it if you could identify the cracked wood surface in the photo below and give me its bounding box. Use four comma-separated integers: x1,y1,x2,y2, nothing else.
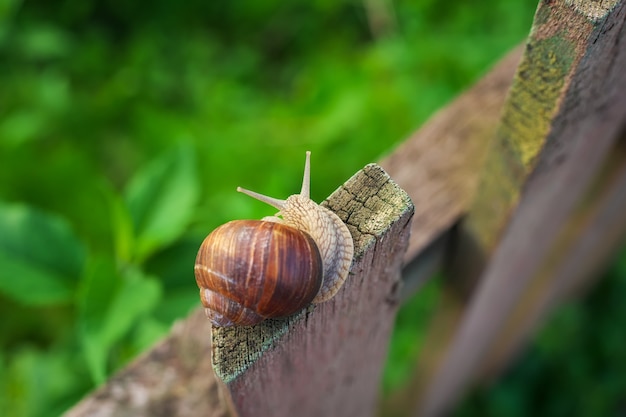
211,164,414,417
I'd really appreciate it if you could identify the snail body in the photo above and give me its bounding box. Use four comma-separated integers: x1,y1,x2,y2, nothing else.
194,151,354,326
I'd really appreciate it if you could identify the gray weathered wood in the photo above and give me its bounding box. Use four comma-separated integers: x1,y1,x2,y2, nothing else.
417,1,626,415
211,164,414,417
379,45,523,267
481,132,626,380
64,308,235,417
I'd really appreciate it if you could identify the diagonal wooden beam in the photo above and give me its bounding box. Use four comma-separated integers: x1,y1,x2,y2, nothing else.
482,133,626,380
417,1,626,415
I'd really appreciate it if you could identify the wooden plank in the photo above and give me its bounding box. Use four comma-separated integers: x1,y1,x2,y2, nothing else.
380,46,523,266
547,137,626,301
211,164,414,417
417,1,626,415
481,132,626,379
458,0,626,256
375,48,524,415
65,308,236,417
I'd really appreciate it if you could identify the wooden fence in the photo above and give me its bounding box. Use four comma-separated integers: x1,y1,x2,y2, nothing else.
66,1,626,416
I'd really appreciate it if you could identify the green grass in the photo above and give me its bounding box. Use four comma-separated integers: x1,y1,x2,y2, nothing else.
11,1,624,415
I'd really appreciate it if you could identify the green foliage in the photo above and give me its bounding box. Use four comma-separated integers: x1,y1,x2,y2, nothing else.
383,277,441,394
0,203,85,305
0,145,199,413
78,258,162,384
124,144,199,262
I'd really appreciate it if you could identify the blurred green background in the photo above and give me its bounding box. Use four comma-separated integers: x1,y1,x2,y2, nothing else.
1,0,625,416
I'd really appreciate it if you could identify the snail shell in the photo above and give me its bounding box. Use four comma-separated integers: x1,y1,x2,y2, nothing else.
194,151,354,326
195,220,323,326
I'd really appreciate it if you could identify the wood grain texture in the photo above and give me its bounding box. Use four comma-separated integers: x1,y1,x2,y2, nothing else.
64,308,235,417
418,2,626,415
465,0,624,251
481,128,626,380
212,164,414,417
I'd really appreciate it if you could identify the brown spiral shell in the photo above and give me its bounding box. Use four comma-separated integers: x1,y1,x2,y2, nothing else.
194,219,323,326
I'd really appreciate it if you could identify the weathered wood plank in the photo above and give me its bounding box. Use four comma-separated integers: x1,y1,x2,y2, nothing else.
418,1,626,415
211,164,414,417
481,132,626,380
379,46,523,266
461,0,626,255
361,48,524,416
64,308,235,417
375,47,523,415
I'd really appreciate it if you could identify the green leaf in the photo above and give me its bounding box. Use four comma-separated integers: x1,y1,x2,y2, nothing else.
100,181,135,264
0,346,89,417
77,257,118,384
132,316,169,352
78,257,161,384
125,144,199,262
0,203,85,305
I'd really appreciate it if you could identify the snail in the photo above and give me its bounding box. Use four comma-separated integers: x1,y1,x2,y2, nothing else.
194,151,354,327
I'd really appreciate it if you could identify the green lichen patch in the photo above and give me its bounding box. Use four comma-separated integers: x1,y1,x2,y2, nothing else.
466,34,577,249
503,35,576,170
